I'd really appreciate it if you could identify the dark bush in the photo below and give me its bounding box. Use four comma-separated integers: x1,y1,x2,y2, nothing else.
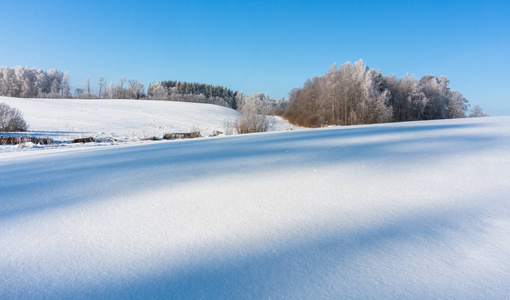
0,135,53,145
302,114,321,128
275,108,285,116
284,110,306,126
163,131,201,140
72,137,95,143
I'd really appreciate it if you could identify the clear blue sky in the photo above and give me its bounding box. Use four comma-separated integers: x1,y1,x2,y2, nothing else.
1,0,509,115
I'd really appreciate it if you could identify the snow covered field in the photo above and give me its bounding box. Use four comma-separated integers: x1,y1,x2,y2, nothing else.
1,100,510,298
0,96,295,149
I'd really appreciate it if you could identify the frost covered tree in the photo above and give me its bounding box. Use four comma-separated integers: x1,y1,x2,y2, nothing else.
235,93,275,133
98,77,105,99
384,74,428,121
447,90,468,119
285,60,392,126
105,82,114,99
62,72,71,98
35,69,48,96
47,69,63,98
147,82,168,99
282,61,470,127
118,77,127,99
0,66,150,100
469,105,489,117
419,75,450,120
74,88,84,97
85,77,91,98
77,77,92,99
0,66,67,98
128,79,145,99
21,68,37,98
103,77,146,99
418,75,469,120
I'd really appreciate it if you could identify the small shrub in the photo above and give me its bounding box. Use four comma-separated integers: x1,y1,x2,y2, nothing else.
275,108,285,116
163,131,201,140
142,136,159,141
72,137,95,143
291,112,307,127
234,114,274,134
0,103,28,132
302,114,320,128
223,119,235,135
282,109,331,127
235,93,276,134
0,135,53,145
283,109,305,126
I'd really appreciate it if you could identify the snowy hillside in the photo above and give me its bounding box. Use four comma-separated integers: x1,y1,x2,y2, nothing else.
1,116,510,299
0,96,295,144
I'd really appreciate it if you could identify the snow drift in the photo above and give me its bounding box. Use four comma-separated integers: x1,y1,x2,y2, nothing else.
1,115,509,299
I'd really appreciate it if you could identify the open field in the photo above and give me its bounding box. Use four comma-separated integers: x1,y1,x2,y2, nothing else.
1,113,509,298
0,96,295,148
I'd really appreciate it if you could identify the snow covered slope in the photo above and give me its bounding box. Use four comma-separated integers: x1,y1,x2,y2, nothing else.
1,116,509,299
0,96,294,144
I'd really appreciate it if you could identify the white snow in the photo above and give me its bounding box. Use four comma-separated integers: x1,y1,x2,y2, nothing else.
0,96,295,147
1,97,510,298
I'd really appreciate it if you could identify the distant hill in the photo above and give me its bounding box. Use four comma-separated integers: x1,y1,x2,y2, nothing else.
0,96,294,146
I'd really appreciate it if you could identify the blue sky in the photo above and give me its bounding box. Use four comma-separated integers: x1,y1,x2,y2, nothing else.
1,0,509,115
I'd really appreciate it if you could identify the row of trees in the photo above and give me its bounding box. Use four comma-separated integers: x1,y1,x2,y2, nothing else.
81,77,146,100
0,66,244,110
148,81,240,109
0,66,71,98
0,66,146,100
1,64,488,130
0,66,280,134
281,60,481,127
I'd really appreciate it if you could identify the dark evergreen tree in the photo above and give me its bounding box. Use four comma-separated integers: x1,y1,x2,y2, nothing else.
148,80,240,109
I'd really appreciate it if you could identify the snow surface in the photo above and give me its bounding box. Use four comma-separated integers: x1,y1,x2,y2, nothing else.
0,96,296,148
1,104,510,298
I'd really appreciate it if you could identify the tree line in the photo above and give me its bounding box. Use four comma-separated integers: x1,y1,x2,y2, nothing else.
280,60,486,127
148,81,240,109
0,66,71,98
1,64,488,126
0,66,243,109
